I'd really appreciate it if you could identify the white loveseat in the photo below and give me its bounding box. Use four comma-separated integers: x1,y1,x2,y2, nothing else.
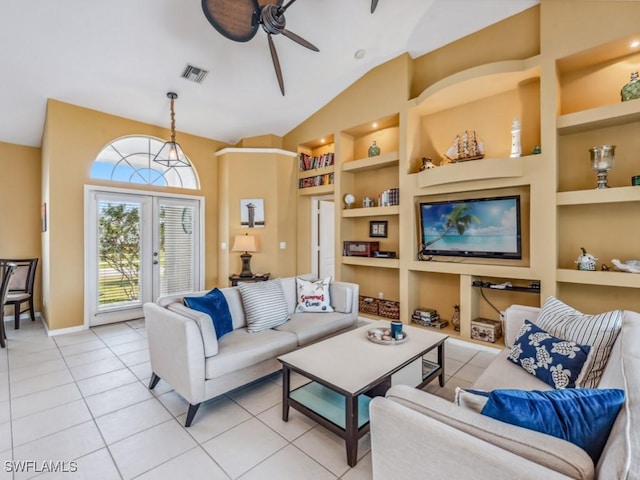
144,276,359,426
370,304,640,480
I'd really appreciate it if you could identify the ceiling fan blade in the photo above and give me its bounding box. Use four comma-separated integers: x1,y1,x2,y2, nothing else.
371,0,379,13
282,29,319,52
202,0,260,42
267,34,286,96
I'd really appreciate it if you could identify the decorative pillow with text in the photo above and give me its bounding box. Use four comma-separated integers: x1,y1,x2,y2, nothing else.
295,277,334,313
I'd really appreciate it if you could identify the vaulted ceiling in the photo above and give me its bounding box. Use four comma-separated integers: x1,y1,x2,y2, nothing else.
1,0,538,148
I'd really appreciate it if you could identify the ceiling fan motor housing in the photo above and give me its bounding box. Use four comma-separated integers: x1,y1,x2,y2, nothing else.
261,4,286,35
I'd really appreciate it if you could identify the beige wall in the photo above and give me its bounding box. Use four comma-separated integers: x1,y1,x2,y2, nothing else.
42,100,229,330
0,141,43,314
216,149,298,283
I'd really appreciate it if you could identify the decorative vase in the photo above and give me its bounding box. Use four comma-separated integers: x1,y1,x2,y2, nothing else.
589,144,616,189
451,304,460,332
368,141,380,157
621,72,640,102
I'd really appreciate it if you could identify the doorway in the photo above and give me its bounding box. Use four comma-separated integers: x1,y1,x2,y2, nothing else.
85,187,203,326
311,195,335,279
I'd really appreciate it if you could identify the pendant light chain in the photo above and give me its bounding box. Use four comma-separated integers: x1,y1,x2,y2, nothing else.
169,92,177,143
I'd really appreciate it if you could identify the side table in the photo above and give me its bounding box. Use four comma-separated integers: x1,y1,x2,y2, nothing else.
229,273,270,287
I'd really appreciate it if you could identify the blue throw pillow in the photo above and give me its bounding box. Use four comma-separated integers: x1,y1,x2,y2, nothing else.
184,288,233,339
480,389,625,463
507,319,591,389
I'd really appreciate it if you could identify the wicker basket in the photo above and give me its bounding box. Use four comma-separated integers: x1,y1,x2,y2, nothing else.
378,300,400,320
359,296,378,316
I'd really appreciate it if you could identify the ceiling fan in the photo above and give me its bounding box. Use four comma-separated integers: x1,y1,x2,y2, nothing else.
202,0,319,96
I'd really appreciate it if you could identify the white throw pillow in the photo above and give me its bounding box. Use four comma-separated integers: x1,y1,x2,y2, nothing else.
536,296,622,388
238,280,290,332
295,277,334,313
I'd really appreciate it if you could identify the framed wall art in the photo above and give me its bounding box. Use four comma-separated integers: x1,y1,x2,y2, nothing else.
369,220,388,238
240,198,265,228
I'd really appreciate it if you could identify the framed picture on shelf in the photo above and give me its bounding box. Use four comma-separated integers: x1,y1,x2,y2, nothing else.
369,220,388,238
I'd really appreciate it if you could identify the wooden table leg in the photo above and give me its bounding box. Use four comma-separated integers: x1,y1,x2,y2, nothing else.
345,394,359,467
438,342,446,387
282,365,290,422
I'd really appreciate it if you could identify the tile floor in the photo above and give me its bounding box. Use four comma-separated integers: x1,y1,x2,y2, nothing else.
0,318,498,479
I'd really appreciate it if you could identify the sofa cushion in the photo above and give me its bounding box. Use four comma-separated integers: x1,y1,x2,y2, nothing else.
474,349,552,392
166,303,218,357
295,277,334,313
219,287,246,330
536,296,622,388
507,320,592,389
239,279,290,332
275,312,357,346
480,388,625,464
205,328,297,379
184,288,233,340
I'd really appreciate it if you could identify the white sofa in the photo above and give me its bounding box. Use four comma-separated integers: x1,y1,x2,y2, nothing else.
144,276,359,426
370,304,640,480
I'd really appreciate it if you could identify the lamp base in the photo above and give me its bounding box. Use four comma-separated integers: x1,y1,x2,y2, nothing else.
239,252,254,277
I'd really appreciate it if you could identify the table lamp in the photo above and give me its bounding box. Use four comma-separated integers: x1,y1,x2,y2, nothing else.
232,234,258,277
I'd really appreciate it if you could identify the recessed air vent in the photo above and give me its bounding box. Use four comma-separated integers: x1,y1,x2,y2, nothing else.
181,64,209,84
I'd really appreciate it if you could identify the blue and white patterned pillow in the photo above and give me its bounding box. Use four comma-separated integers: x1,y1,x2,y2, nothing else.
507,320,592,389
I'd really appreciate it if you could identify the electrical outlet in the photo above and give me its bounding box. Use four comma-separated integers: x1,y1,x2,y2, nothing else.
378,292,384,299
280,242,286,249
221,242,227,250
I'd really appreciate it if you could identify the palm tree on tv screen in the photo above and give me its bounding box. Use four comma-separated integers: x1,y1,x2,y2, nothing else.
424,204,481,247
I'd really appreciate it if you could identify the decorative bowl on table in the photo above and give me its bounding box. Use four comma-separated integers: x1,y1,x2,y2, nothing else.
366,328,408,345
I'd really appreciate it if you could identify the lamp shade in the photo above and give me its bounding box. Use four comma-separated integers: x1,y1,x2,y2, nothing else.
232,235,258,253
153,141,190,167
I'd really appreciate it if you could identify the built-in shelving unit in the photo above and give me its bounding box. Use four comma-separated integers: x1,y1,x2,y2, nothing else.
554,34,640,312
290,11,640,346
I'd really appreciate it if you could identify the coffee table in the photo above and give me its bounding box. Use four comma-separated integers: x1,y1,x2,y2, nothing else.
278,320,447,466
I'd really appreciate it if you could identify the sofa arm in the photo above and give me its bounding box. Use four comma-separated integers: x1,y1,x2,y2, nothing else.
144,302,207,405
329,281,359,314
370,386,594,480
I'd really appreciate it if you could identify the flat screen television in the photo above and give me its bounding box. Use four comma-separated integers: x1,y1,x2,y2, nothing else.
419,195,522,259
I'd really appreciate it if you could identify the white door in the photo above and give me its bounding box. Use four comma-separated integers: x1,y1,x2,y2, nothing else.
313,197,335,279
86,189,202,326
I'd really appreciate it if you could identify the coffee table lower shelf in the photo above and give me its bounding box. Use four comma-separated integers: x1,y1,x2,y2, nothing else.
289,382,372,429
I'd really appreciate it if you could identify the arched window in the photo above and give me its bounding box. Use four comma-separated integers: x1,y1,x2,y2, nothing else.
90,136,199,189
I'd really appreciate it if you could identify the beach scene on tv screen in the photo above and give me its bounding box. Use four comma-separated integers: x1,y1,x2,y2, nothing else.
421,198,519,254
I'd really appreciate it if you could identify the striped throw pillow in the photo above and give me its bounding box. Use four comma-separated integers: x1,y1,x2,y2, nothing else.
536,296,622,388
239,280,290,333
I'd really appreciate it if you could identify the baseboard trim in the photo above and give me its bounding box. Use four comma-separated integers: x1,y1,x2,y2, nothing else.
44,323,87,337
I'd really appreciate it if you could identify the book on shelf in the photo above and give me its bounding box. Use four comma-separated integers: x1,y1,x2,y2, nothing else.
298,172,334,188
299,152,335,171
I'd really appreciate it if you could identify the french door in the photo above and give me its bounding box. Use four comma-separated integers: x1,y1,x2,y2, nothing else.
85,188,203,326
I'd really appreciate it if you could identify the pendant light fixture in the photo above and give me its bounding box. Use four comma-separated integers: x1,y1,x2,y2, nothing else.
154,92,190,167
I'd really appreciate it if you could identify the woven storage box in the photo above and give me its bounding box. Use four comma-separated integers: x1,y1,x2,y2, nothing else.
359,296,378,316
378,300,400,320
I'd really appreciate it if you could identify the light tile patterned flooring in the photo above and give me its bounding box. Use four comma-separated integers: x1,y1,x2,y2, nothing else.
0,318,498,479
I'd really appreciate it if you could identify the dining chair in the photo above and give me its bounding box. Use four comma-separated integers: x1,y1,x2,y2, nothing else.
1,258,38,329
0,263,17,348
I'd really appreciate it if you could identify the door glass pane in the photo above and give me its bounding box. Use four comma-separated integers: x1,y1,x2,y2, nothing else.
159,203,195,296
97,200,143,309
